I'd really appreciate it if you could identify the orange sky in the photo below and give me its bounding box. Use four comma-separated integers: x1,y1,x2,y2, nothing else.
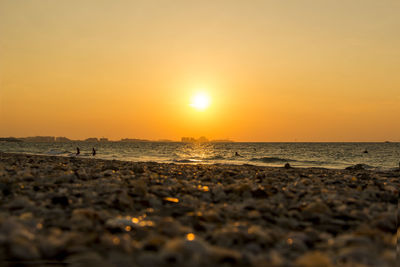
1,0,399,142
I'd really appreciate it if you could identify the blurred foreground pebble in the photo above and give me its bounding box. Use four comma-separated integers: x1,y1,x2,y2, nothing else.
0,152,398,266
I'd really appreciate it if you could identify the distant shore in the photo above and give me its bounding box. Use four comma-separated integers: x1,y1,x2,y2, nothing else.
0,136,235,143
0,152,398,266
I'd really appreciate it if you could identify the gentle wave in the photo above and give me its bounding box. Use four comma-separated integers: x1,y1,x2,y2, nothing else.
345,163,377,170
45,149,72,155
250,157,296,163
205,155,225,160
173,159,201,163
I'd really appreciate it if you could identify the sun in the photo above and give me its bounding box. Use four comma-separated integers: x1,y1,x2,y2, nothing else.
190,92,210,110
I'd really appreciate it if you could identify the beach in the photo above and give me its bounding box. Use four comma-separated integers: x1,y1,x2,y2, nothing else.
0,152,398,266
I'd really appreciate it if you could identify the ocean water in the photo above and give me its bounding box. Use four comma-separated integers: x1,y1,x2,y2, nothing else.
1,141,399,170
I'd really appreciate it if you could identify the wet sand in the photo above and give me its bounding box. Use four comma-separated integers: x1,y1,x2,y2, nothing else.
0,152,398,266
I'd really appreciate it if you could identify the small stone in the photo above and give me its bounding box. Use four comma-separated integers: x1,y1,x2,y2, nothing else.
9,236,41,260
163,197,179,203
295,251,332,267
0,182,12,196
337,247,383,266
38,232,67,258
210,245,242,265
161,237,208,263
251,188,269,198
142,235,166,251
103,170,114,177
373,212,396,232
345,164,365,170
212,184,226,202
302,201,330,214
66,252,114,267
51,195,69,206
6,197,34,210
158,217,187,236
111,191,134,210
131,179,147,197
55,173,76,184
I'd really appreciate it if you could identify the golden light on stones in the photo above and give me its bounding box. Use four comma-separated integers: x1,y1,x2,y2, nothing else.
163,197,179,203
113,237,120,245
128,216,154,227
197,185,209,192
186,233,195,241
139,221,150,227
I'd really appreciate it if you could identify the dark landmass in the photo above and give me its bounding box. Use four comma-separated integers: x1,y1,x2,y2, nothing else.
1,136,235,143
0,137,23,142
120,138,151,142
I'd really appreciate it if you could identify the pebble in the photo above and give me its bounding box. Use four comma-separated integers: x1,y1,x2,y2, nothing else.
295,251,332,267
51,195,69,206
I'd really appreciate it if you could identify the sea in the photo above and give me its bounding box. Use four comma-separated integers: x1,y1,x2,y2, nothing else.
1,141,399,170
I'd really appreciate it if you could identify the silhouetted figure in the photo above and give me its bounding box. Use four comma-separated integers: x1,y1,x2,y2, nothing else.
235,152,240,157
76,147,80,155
92,147,96,156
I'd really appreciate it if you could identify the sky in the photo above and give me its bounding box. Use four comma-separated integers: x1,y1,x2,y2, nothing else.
0,0,399,142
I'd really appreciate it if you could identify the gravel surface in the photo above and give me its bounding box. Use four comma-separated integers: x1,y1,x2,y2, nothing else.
0,152,398,267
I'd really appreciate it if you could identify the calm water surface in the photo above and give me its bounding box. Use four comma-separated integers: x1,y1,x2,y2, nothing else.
1,142,399,170
0,142,400,169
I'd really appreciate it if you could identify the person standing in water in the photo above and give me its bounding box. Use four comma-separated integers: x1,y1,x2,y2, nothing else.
92,147,96,156
76,147,80,155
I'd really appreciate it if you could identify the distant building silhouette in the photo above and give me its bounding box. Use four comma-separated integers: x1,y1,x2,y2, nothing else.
84,138,99,142
198,136,208,143
120,138,150,142
23,136,55,142
55,137,71,142
181,137,196,143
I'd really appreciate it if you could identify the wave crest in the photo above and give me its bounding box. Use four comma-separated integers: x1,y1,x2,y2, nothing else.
250,157,296,163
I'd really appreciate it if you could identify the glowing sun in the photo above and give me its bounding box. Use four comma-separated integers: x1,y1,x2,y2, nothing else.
190,92,210,110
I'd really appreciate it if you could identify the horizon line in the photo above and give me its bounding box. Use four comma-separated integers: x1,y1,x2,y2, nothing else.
0,136,399,143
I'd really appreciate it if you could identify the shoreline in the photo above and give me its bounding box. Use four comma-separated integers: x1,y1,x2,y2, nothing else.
2,151,398,171
0,152,398,266
2,151,338,170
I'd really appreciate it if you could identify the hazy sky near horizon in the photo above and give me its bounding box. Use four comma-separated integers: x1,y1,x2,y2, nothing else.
1,0,399,141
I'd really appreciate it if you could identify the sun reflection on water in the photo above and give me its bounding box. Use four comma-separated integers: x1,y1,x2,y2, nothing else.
175,142,225,163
